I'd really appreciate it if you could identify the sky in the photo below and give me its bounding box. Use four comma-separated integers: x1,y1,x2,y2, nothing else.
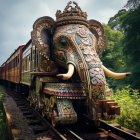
0,0,128,65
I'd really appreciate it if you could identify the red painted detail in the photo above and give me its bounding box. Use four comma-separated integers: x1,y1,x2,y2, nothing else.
44,88,86,98
79,28,86,35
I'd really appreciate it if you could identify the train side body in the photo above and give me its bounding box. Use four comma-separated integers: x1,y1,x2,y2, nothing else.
0,63,6,81
3,46,23,84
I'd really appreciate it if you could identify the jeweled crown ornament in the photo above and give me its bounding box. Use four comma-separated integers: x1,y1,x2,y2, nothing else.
56,1,89,27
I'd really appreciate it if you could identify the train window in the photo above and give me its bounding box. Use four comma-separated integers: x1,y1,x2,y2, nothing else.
30,48,33,70
22,55,30,71
15,57,16,67
25,57,27,71
13,56,17,67
14,59,15,67
30,51,32,61
33,48,36,69
27,55,30,70
36,49,38,69
16,56,18,66
34,47,37,69
18,57,19,64
31,45,39,71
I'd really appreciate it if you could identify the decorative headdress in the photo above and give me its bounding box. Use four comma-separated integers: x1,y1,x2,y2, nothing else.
56,1,89,27
31,1,106,57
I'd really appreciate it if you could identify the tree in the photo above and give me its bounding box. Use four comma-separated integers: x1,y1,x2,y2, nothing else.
104,0,140,89
108,9,128,31
121,5,140,89
125,0,140,10
101,25,126,89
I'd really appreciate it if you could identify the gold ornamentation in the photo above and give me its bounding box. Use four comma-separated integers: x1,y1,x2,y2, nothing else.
56,1,88,27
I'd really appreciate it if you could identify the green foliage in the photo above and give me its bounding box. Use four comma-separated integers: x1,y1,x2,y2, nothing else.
125,0,140,10
102,1,140,90
121,5,140,89
102,25,125,69
108,9,128,31
109,86,140,132
0,86,9,140
101,25,127,89
107,1,140,89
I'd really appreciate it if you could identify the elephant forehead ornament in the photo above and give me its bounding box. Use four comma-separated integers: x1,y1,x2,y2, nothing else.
31,1,131,120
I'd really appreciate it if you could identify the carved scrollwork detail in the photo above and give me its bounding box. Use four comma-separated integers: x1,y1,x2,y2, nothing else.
89,20,107,55
31,16,55,58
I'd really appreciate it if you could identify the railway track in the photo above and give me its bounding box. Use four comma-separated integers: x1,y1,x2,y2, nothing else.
5,88,140,140
5,89,65,140
82,115,140,140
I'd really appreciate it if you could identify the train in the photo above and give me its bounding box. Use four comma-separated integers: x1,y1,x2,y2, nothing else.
0,1,130,126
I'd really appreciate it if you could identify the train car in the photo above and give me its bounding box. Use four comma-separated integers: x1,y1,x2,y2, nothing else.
0,63,6,80
0,67,1,80
0,66,3,82
0,63,6,84
0,45,24,89
21,40,32,86
21,39,58,84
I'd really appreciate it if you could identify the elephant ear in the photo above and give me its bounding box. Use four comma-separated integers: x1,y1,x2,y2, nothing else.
89,20,106,55
31,16,55,58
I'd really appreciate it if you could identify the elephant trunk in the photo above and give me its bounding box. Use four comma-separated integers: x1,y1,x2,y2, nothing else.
57,44,106,100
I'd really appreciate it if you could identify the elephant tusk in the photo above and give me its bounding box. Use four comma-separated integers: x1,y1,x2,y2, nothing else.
102,65,131,79
57,64,75,80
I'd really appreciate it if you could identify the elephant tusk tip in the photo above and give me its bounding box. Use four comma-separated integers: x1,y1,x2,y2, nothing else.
126,72,132,77
56,74,63,79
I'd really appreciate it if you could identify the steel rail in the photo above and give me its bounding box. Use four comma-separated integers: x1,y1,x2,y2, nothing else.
100,120,140,140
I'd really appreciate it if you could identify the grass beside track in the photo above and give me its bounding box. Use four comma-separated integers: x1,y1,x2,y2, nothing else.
0,85,9,140
107,86,140,133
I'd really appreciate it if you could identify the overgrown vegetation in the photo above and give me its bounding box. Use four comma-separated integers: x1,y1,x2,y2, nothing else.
101,0,140,90
108,86,140,132
121,5,140,89
102,1,140,131
0,85,9,140
102,24,127,89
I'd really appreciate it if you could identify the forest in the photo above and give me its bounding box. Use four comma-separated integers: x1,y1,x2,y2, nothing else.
102,0,140,132
102,0,140,90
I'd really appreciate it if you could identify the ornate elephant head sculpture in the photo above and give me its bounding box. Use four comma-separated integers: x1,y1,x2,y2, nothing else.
31,1,130,120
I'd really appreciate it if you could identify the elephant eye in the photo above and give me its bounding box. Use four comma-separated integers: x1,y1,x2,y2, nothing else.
59,38,68,47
